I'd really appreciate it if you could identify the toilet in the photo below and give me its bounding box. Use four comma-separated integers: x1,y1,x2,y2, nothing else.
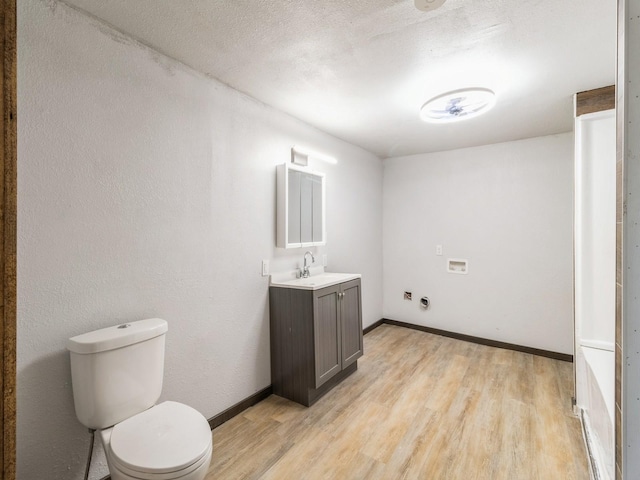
67,318,212,480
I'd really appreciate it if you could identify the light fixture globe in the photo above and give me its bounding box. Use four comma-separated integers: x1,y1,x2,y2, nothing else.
420,87,496,123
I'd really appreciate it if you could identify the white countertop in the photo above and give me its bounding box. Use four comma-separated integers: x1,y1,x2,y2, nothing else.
270,267,361,290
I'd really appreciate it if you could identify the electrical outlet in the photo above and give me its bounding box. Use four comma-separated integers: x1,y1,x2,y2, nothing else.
261,260,269,277
322,254,328,267
404,291,412,301
436,244,443,256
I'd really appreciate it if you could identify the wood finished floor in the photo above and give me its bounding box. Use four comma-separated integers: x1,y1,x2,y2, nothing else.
207,324,589,480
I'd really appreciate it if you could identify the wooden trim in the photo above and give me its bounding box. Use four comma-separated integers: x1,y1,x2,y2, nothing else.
363,319,385,335
576,85,616,117
208,386,273,430
381,318,574,362
1,1,16,479
615,4,626,479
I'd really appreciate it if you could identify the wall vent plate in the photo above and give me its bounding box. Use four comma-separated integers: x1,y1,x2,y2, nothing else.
447,258,468,274
414,0,447,12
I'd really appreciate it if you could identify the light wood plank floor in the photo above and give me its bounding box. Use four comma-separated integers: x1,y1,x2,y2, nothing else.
207,324,589,479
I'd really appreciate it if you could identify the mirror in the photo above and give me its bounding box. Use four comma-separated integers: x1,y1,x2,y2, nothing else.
277,163,326,248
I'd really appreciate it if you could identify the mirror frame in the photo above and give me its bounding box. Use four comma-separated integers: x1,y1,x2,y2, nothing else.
276,163,326,249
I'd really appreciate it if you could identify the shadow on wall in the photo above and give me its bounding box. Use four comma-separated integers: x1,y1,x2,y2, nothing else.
18,348,106,479
239,290,272,390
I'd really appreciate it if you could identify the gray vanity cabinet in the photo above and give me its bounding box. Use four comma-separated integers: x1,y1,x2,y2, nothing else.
269,278,363,406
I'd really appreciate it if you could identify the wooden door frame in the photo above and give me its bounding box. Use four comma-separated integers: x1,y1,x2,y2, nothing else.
1,0,16,479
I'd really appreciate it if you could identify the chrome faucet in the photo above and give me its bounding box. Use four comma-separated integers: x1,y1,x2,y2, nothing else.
302,251,315,278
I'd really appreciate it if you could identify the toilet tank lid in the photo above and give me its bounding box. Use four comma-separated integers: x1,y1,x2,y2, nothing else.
67,318,168,354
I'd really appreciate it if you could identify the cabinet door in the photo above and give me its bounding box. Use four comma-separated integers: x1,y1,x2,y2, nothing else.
313,285,341,388
340,279,363,368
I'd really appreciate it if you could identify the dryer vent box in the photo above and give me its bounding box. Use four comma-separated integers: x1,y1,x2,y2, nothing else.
447,258,468,275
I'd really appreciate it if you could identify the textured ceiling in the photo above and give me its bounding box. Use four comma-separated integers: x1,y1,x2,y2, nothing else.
60,0,617,158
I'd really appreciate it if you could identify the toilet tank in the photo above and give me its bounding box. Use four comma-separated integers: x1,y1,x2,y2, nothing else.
67,318,168,429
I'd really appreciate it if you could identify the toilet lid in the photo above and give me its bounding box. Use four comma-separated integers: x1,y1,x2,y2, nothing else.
110,401,212,475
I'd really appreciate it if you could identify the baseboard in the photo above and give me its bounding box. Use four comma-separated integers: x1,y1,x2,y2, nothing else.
363,318,385,335
378,318,573,362
208,385,273,430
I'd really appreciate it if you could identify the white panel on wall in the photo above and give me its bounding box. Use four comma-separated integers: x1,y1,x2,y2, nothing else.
382,134,574,354
575,110,616,350
573,107,616,480
17,2,383,479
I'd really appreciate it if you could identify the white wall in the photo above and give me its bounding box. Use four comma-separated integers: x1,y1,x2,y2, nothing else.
383,134,574,354
17,2,383,479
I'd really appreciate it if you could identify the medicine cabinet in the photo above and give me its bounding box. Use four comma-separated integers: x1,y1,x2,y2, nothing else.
276,163,326,249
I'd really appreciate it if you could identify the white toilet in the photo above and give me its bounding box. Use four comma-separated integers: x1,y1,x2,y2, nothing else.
67,318,213,480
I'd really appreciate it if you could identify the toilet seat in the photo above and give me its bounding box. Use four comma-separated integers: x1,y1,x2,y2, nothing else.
111,443,212,480
108,401,212,479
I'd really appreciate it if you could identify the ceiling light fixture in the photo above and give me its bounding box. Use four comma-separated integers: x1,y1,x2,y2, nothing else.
420,87,496,123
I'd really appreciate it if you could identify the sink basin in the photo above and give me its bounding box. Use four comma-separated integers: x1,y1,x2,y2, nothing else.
270,272,361,290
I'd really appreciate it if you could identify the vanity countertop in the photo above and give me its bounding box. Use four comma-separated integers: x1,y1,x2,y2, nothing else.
270,268,361,291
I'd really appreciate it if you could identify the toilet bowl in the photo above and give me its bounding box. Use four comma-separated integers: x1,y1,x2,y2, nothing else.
67,319,213,480
101,401,212,480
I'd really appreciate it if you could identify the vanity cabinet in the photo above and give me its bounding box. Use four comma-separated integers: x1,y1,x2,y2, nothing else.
269,278,363,406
